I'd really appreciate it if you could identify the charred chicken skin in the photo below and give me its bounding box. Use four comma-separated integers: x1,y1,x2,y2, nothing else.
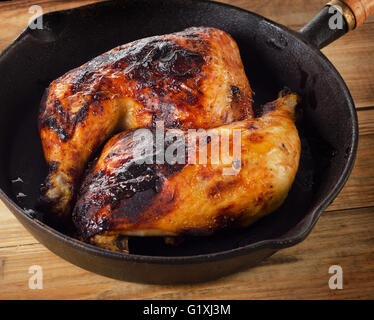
38,27,254,222
73,92,300,251
38,27,301,252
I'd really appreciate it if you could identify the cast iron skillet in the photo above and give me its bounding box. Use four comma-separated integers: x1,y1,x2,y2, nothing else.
0,0,370,284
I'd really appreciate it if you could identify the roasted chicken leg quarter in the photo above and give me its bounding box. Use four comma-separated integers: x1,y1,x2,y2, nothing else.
73,92,301,251
38,27,253,222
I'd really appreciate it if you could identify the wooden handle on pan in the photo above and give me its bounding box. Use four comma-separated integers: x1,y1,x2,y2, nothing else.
328,0,374,29
344,0,374,26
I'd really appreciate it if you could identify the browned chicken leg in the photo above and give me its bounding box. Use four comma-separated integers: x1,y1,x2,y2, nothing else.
73,92,300,251
38,27,253,222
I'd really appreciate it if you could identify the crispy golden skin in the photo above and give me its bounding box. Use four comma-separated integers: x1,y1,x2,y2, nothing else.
73,93,300,251
38,27,253,222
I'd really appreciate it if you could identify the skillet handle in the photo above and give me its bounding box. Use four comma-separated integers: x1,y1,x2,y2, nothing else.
299,0,374,49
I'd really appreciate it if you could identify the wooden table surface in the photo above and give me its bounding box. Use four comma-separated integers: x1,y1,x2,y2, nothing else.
0,0,373,300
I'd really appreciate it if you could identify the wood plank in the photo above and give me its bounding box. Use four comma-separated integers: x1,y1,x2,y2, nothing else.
0,201,38,248
0,0,100,51
2,0,373,33
218,0,374,26
328,133,374,211
321,23,374,109
1,206,373,299
357,108,374,136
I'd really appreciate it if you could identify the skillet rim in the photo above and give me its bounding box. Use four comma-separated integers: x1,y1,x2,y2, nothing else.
0,0,358,265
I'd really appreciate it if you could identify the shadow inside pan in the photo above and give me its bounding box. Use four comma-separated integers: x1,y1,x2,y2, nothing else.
0,0,352,258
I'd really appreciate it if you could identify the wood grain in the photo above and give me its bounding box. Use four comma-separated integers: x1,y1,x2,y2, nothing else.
0,0,100,51
322,23,374,108
0,0,373,299
328,132,374,211
219,0,374,26
357,107,374,135
0,206,373,300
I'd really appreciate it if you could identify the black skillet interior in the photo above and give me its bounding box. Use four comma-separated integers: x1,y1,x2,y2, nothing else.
0,0,356,258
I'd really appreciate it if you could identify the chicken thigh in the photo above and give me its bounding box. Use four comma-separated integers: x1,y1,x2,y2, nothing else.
38,27,253,222
73,92,300,251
